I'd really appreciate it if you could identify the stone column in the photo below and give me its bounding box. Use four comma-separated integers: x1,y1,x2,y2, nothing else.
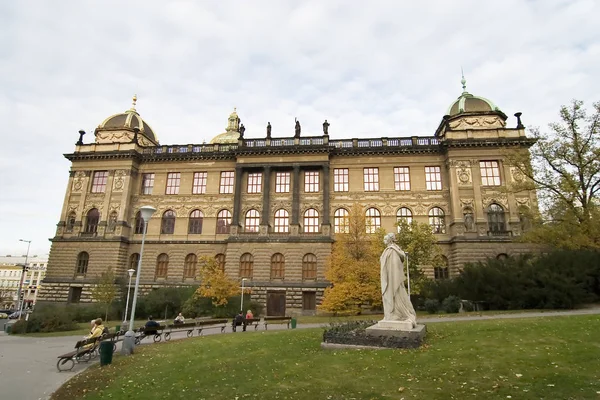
232,166,244,227
321,164,331,235
260,166,271,234
291,164,301,235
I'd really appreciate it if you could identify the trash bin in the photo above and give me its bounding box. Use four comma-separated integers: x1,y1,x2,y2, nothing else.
99,341,113,366
115,325,121,334
291,318,297,329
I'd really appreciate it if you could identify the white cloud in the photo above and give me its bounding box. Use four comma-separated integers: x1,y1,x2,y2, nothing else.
0,0,598,255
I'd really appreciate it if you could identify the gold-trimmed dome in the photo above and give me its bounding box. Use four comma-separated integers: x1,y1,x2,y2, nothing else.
95,95,158,145
210,108,241,144
447,75,502,116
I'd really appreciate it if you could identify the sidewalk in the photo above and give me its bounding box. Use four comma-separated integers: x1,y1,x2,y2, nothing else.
1,308,599,400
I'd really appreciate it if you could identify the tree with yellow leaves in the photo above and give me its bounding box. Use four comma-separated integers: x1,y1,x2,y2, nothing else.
320,204,384,314
194,256,239,307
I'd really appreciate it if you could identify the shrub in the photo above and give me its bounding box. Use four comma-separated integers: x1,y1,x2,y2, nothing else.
10,305,78,333
424,299,439,314
442,295,461,313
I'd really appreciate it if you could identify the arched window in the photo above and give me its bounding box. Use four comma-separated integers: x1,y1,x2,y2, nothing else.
76,252,89,275
239,253,253,278
429,207,446,234
271,253,285,279
161,210,176,234
303,209,319,233
333,208,349,233
183,253,197,278
244,209,260,232
134,211,145,234
365,208,381,233
216,209,232,234
66,212,76,233
302,253,317,280
107,211,118,233
396,207,413,232
274,209,289,233
155,253,169,278
188,210,204,234
215,253,226,272
129,253,139,276
496,253,509,260
85,208,99,233
434,255,449,280
487,203,506,232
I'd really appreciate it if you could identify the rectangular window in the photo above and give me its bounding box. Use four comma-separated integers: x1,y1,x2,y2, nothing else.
363,168,379,191
425,166,442,191
302,292,316,311
141,173,155,195
91,171,108,193
219,171,235,194
394,167,411,191
333,168,349,192
480,161,501,186
192,172,208,194
165,172,181,195
247,172,263,193
304,171,320,192
275,172,290,193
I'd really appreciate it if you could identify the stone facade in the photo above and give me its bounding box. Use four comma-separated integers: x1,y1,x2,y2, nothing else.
39,88,540,315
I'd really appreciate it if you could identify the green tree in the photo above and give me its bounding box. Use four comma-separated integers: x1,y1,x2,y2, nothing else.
91,268,117,321
395,219,444,293
507,100,600,249
320,204,383,313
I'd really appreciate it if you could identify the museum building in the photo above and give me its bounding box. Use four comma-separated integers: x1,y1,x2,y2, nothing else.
38,82,538,315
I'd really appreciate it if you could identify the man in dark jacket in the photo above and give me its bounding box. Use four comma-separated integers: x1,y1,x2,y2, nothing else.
144,316,160,336
232,311,246,332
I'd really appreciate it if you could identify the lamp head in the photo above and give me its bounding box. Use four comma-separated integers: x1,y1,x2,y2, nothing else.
127,269,135,276
139,206,156,222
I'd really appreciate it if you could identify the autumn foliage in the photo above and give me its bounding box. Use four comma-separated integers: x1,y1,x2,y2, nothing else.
194,256,239,307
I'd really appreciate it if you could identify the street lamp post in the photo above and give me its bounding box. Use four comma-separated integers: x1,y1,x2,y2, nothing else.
240,278,248,312
121,206,156,355
17,239,31,320
123,268,136,327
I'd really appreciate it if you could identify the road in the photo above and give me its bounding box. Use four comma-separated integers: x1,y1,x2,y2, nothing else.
1,308,599,400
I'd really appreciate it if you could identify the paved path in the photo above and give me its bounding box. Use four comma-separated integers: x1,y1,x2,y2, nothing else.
1,308,599,400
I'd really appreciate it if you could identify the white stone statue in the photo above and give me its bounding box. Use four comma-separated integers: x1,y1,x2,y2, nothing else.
380,233,416,328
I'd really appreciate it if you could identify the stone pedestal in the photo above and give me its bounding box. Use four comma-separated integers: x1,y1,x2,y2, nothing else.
365,323,426,342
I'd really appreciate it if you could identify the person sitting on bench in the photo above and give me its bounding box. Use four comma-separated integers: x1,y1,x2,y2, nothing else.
232,311,246,332
144,316,160,335
174,313,185,325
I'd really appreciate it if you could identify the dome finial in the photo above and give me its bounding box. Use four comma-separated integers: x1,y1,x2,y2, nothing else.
129,94,138,112
460,67,467,93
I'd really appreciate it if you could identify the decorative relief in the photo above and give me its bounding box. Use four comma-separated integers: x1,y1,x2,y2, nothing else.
456,161,472,186
482,195,509,209
478,226,487,236
109,203,120,213
460,198,474,208
515,197,531,208
112,170,126,192
510,167,525,183
382,205,394,216
448,116,505,130
72,171,87,192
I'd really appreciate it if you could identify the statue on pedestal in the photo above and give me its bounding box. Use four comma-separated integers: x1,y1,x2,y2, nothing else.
266,122,272,139
380,233,416,327
239,123,245,138
323,119,330,135
294,119,301,138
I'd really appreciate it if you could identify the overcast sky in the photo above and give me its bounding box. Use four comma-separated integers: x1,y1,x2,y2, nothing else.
0,0,598,257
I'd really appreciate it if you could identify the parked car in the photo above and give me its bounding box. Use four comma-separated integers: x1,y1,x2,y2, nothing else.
0,312,8,319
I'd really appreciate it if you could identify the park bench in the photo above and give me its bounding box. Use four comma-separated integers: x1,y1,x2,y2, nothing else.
102,332,123,352
195,318,228,335
134,325,166,345
164,322,197,341
56,337,100,372
244,318,261,331
263,316,292,330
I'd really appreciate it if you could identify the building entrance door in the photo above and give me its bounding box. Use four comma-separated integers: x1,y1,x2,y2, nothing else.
266,291,286,316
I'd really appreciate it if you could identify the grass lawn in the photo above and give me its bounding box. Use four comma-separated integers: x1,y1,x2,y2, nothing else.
51,315,600,400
